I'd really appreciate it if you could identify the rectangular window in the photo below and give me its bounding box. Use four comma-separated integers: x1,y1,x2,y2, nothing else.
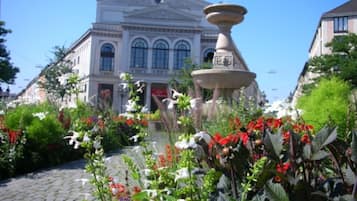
334,16,348,33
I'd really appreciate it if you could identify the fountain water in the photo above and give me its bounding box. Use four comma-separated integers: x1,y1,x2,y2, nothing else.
191,4,256,101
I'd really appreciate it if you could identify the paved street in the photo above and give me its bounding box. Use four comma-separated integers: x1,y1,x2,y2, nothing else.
0,132,169,201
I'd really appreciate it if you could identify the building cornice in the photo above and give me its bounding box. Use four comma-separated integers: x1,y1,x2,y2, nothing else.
121,23,203,34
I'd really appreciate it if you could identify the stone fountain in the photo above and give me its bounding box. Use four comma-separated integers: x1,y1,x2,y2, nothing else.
191,3,256,101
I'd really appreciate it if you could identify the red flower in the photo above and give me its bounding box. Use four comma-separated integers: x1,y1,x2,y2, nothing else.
301,133,311,144
133,186,141,194
282,131,290,144
239,132,249,145
140,119,148,127
276,162,290,174
274,175,282,183
273,118,283,129
126,118,135,126
8,130,20,144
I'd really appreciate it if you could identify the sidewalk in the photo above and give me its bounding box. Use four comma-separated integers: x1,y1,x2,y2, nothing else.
0,131,169,201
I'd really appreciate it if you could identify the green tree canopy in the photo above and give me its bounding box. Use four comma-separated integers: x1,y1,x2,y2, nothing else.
0,21,19,84
38,45,79,101
297,77,352,139
309,33,357,87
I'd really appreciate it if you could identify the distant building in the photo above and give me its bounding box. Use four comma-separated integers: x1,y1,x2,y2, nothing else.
291,0,357,106
18,0,263,112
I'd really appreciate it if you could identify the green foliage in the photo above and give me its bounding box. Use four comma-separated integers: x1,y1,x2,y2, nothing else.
38,45,80,102
309,33,357,87
264,180,289,201
297,77,352,139
0,21,19,84
25,115,64,146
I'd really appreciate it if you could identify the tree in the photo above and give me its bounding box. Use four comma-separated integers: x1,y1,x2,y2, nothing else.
309,33,357,87
0,21,19,84
297,77,352,139
38,45,79,101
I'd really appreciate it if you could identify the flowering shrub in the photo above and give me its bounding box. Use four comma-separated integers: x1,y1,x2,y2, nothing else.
0,128,25,179
69,73,357,201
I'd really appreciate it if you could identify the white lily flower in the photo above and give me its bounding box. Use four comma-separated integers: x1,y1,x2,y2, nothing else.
190,98,200,110
141,105,149,113
175,167,190,181
171,89,183,99
119,73,126,80
82,134,90,142
175,137,197,149
33,112,48,120
194,131,211,144
64,131,81,149
129,135,140,142
162,98,177,110
125,99,137,112
142,168,152,177
119,82,129,91
93,140,101,150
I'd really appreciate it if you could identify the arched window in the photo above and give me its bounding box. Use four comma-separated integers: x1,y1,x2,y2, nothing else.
100,43,114,71
152,39,169,69
174,40,191,69
130,38,148,68
203,48,215,63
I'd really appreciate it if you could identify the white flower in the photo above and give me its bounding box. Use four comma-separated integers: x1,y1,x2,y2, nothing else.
125,99,137,112
119,82,129,91
171,89,183,99
142,168,152,177
120,72,132,81
120,113,134,119
175,167,190,181
141,105,149,113
82,134,90,143
143,189,158,198
119,73,126,80
0,110,4,115
129,135,140,142
64,131,81,149
33,112,48,120
175,137,197,149
93,140,101,150
194,131,211,144
190,98,200,110
162,98,177,110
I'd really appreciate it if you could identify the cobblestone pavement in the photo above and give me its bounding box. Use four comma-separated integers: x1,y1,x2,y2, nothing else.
0,132,169,201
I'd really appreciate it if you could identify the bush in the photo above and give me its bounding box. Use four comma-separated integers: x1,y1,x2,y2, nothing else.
297,77,352,139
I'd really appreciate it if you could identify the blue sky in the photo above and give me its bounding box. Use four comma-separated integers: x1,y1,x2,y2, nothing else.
1,0,348,102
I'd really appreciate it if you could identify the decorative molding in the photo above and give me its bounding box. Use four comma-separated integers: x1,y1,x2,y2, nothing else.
122,23,202,34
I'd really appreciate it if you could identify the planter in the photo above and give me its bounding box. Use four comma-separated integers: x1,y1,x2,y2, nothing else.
148,120,164,131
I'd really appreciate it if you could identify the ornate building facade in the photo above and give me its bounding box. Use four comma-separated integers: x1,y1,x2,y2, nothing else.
18,0,262,112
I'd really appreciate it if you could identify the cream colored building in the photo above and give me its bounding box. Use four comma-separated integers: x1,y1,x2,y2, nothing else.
291,0,357,106
18,0,263,112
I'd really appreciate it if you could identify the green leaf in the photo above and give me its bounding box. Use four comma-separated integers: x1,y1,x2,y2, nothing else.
131,191,149,200
264,130,283,159
342,165,356,186
351,130,357,163
312,126,337,153
303,144,312,160
264,180,289,201
311,150,330,161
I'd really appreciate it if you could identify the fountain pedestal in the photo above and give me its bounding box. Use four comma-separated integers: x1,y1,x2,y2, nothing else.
191,4,256,102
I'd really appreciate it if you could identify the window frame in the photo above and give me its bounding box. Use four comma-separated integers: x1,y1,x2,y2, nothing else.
100,43,115,72
130,38,148,69
152,39,169,69
334,16,348,33
174,40,191,70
